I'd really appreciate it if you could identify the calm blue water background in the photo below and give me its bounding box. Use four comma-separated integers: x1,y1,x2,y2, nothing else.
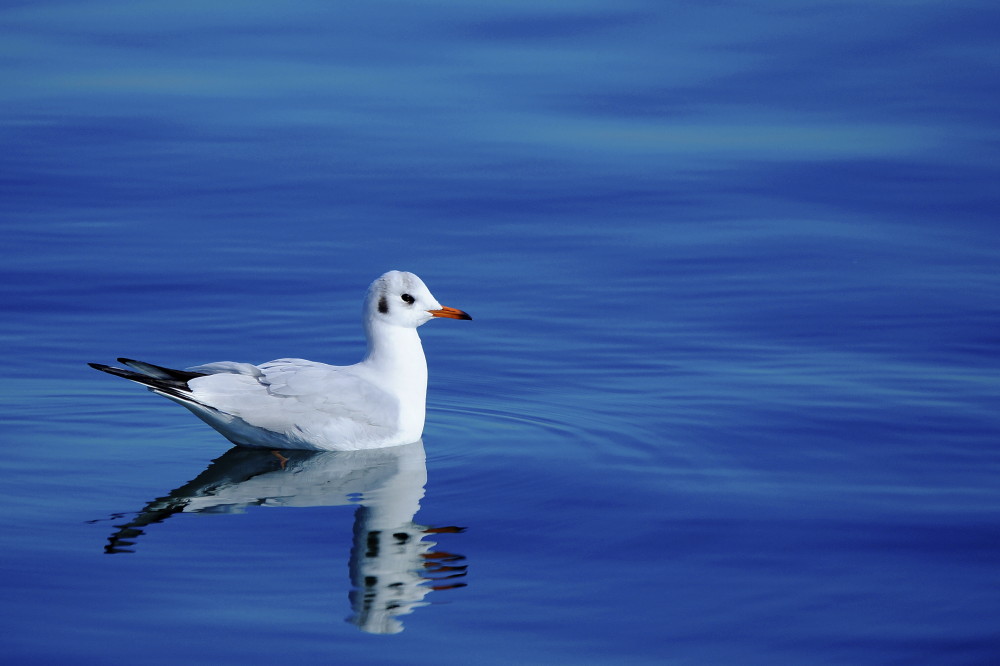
3,2,999,663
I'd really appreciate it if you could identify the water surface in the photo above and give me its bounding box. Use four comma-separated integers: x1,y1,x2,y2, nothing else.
2,2,999,664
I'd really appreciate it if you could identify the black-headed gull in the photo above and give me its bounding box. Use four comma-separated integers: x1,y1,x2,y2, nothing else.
89,270,471,451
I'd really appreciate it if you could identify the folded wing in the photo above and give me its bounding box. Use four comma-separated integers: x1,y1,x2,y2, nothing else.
186,358,400,448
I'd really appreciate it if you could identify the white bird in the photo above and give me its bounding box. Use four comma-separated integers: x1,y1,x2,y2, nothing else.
90,270,471,451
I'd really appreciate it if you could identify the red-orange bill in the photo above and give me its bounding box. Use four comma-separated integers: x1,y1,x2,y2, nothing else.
428,306,472,320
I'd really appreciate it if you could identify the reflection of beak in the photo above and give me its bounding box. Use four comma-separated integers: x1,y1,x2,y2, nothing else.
428,306,472,320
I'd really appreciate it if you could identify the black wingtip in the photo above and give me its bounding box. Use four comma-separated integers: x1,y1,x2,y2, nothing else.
89,362,135,379
88,359,205,402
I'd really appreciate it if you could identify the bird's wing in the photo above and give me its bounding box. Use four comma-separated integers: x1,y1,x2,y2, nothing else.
187,358,399,444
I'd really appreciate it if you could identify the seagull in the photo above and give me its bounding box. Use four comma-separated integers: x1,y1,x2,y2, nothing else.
89,270,471,451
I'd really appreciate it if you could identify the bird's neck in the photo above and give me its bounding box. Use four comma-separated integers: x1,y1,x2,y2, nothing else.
363,323,429,391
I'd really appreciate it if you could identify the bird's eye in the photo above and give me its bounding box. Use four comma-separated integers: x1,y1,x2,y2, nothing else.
400,293,415,305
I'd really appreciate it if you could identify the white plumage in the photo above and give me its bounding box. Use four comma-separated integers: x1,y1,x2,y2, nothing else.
90,271,471,450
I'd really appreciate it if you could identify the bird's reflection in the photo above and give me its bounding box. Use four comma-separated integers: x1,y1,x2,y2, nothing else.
99,440,466,634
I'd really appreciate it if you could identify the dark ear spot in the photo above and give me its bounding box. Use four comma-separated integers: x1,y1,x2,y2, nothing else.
378,295,388,314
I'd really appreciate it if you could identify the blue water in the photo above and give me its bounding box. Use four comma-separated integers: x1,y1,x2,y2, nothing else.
3,1,1000,663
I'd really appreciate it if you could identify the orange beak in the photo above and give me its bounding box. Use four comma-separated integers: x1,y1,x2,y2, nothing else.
428,306,472,320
